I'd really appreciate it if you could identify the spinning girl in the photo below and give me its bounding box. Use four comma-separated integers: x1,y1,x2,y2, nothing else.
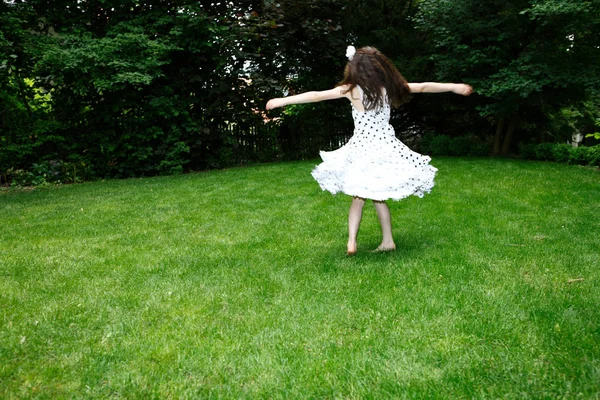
266,46,472,255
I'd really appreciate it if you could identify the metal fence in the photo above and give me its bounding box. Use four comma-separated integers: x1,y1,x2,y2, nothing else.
225,121,355,164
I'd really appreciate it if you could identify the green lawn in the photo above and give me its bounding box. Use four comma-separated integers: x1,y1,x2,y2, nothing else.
1,158,599,399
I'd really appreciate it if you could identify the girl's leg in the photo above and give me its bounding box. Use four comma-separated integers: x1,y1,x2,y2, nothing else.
373,200,396,251
347,197,366,254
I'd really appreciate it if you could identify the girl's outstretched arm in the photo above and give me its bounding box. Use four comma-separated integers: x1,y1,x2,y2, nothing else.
266,85,350,110
408,82,473,96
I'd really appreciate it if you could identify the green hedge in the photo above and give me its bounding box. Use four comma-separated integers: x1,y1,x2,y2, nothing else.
421,134,490,157
519,142,600,167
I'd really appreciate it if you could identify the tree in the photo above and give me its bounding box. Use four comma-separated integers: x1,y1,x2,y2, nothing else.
247,0,355,158
0,1,55,179
2,0,274,178
415,0,600,154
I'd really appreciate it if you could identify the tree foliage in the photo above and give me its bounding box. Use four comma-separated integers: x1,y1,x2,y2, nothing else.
415,0,600,154
1,0,599,185
2,0,270,179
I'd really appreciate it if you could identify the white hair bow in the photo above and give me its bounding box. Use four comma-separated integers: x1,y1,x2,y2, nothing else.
346,45,356,61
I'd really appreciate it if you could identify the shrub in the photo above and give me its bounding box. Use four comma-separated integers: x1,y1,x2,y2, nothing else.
519,143,537,160
551,143,572,163
428,135,452,156
569,146,590,165
518,142,600,167
421,135,489,157
4,160,89,187
469,141,491,156
419,133,435,154
570,145,600,166
590,146,600,166
6,168,36,187
535,142,555,161
449,137,472,156
157,141,190,175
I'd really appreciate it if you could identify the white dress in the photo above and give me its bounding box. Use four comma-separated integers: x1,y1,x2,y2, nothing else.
311,87,437,201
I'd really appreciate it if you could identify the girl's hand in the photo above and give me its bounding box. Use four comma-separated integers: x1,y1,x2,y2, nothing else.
266,98,285,110
453,84,473,96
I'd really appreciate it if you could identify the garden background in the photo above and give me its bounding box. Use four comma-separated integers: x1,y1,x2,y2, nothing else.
2,1,600,398
1,0,599,185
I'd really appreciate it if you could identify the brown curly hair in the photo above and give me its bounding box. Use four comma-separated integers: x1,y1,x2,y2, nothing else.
338,46,411,111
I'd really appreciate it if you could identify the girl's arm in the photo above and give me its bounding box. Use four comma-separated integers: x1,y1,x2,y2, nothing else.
408,82,473,96
266,85,351,110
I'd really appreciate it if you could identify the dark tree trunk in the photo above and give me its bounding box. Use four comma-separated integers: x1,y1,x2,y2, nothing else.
492,116,505,155
501,115,518,156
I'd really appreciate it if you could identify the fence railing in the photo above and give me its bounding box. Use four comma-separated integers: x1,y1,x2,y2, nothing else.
224,117,425,165
223,121,355,164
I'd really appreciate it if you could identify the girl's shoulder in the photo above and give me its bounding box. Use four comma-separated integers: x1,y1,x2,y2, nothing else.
336,83,362,103
337,83,354,95
344,85,365,112
339,84,362,99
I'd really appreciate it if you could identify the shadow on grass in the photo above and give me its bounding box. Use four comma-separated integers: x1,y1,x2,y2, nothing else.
308,231,429,272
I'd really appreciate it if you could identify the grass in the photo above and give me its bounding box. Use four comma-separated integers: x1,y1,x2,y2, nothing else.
1,158,599,399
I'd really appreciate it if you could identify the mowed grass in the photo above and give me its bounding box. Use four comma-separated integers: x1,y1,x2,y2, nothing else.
1,158,599,399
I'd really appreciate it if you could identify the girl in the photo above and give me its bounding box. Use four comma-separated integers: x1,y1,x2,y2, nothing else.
266,46,472,255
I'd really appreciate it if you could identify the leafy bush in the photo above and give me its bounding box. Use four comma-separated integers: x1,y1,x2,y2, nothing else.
551,143,572,163
519,143,537,160
450,136,490,156
570,145,600,166
4,160,91,187
428,135,452,156
448,136,472,156
519,141,600,167
157,141,190,176
5,168,36,187
590,146,600,166
422,135,489,157
419,134,435,154
469,141,491,156
585,118,600,140
534,142,555,161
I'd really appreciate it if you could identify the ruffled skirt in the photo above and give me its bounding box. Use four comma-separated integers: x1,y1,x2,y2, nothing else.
311,142,437,201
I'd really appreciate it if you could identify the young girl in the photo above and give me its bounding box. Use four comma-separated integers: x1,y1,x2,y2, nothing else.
266,46,472,255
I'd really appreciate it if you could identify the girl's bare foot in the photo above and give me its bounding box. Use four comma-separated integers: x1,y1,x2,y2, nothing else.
347,241,357,256
373,243,396,252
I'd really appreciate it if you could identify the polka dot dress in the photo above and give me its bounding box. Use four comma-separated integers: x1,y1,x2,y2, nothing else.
311,87,437,201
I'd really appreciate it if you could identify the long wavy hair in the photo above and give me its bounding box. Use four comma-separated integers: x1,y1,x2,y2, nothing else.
338,46,411,111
